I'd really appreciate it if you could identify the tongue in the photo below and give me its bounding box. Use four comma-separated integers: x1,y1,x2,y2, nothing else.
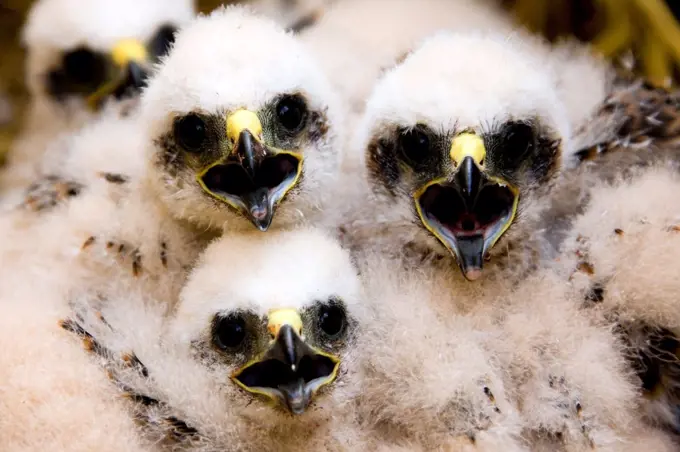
279,378,309,415
455,234,484,281
243,188,273,231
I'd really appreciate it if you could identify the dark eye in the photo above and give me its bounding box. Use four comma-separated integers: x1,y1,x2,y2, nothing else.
174,114,207,152
213,314,247,350
148,24,178,61
503,122,535,161
62,47,107,87
318,303,347,339
276,95,307,132
398,127,431,165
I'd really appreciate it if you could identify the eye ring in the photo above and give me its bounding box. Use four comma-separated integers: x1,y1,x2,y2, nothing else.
317,302,347,340
212,313,247,351
503,121,535,162
48,47,108,98
174,113,207,153
398,126,431,166
148,24,178,61
275,94,308,133
62,47,107,86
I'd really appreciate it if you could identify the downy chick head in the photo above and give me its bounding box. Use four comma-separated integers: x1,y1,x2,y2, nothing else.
359,32,571,280
141,6,342,232
22,0,195,113
169,227,362,422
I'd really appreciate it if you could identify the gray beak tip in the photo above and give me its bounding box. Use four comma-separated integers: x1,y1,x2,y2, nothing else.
463,268,483,281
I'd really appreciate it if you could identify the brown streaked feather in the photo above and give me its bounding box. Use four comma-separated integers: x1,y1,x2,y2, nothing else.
574,78,680,164
131,249,142,277
564,228,680,434
95,311,114,331
119,383,199,443
619,321,680,435
98,172,130,184
378,49,412,76
121,352,149,378
122,387,161,407
81,236,96,250
62,315,201,442
163,416,200,440
60,318,111,359
286,9,322,34
160,241,168,268
87,238,146,277
23,175,84,212
546,374,596,448
569,229,680,435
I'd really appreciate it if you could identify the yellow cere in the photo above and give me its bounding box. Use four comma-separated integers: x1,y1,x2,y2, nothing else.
111,39,148,67
226,109,263,144
450,133,486,166
267,308,303,338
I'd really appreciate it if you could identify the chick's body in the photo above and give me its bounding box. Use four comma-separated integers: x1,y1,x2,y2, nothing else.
353,249,646,451
333,30,674,450
60,228,375,451
556,166,680,438
0,267,147,451
354,254,527,451
0,111,200,311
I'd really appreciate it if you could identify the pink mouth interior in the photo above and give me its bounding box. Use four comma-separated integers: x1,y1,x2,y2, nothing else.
202,154,299,198
418,183,515,239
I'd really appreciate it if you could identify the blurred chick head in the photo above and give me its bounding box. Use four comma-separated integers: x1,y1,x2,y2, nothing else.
170,227,362,418
140,6,342,232
359,32,571,280
22,0,195,111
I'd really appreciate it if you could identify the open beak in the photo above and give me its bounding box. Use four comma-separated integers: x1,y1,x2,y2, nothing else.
414,133,519,281
197,110,304,231
231,309,340,414
86,39,150,110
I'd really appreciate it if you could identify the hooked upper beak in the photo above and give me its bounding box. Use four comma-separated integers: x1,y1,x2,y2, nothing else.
197,110,304,232
414,133,519,281
87,39,150,109
231,309,340,415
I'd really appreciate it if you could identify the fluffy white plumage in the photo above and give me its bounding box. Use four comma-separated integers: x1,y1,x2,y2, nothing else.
0,12,352,448
3,2,679,450
359,33,571,158
334,30,613,280
331,29,677,449
59,228,370,451
298,0,515,125
1,4,344,305
0,269,145,451
23,0,194,53
556,166,680,437
22,0,195,120
354,254,527,450
0,111,199,313
140,5,343,232
353,248,649,450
